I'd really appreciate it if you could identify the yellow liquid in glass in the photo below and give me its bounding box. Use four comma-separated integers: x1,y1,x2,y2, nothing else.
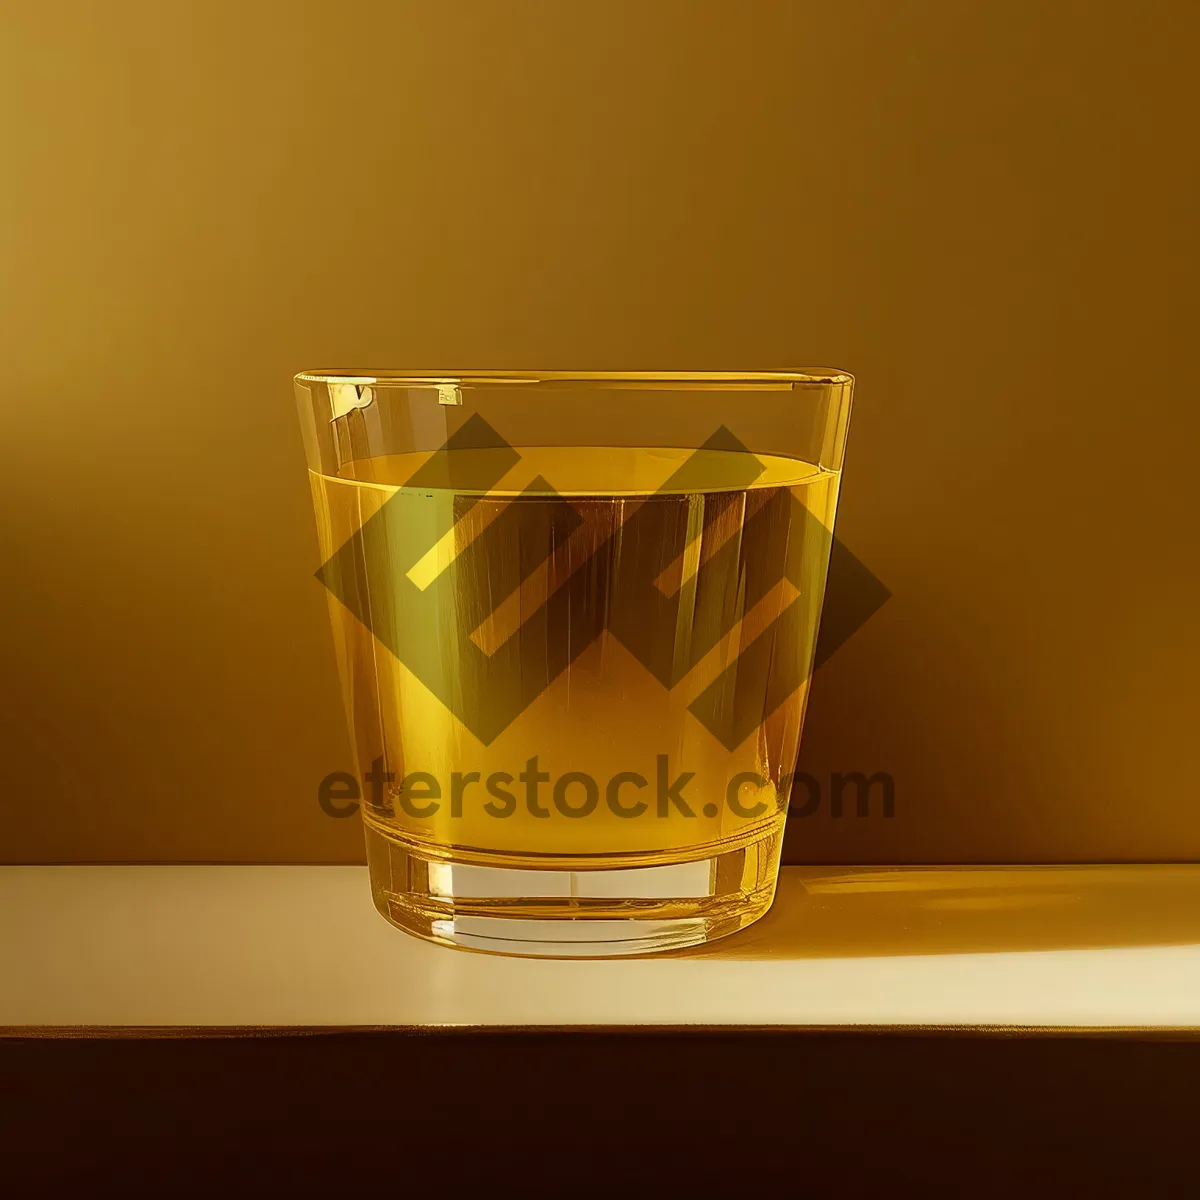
311,446,837,867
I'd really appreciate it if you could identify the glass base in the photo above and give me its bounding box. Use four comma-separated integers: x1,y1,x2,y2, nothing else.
364,823,784,958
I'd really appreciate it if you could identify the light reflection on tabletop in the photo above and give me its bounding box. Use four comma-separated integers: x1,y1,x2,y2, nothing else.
679,865,1200,961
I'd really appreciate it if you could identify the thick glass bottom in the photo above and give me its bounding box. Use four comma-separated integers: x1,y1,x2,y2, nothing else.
363,822,784,958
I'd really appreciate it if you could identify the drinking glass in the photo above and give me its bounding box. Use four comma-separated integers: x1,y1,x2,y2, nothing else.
296,370,853,956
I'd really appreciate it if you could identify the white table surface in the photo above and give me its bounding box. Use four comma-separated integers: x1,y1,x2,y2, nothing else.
3,864,1199,1030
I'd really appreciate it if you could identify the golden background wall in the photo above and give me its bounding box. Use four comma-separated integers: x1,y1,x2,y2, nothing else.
2,0,1197,864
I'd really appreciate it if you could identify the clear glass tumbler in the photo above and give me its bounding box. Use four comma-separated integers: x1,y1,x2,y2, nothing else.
296,370,853,956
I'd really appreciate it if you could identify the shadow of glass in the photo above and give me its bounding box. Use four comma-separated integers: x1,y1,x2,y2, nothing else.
676,865,1200,960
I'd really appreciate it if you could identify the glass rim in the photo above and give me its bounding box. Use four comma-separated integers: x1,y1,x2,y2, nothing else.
294,368,852,389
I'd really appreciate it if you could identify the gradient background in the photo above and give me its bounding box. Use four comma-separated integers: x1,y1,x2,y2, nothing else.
2,0,1197,865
